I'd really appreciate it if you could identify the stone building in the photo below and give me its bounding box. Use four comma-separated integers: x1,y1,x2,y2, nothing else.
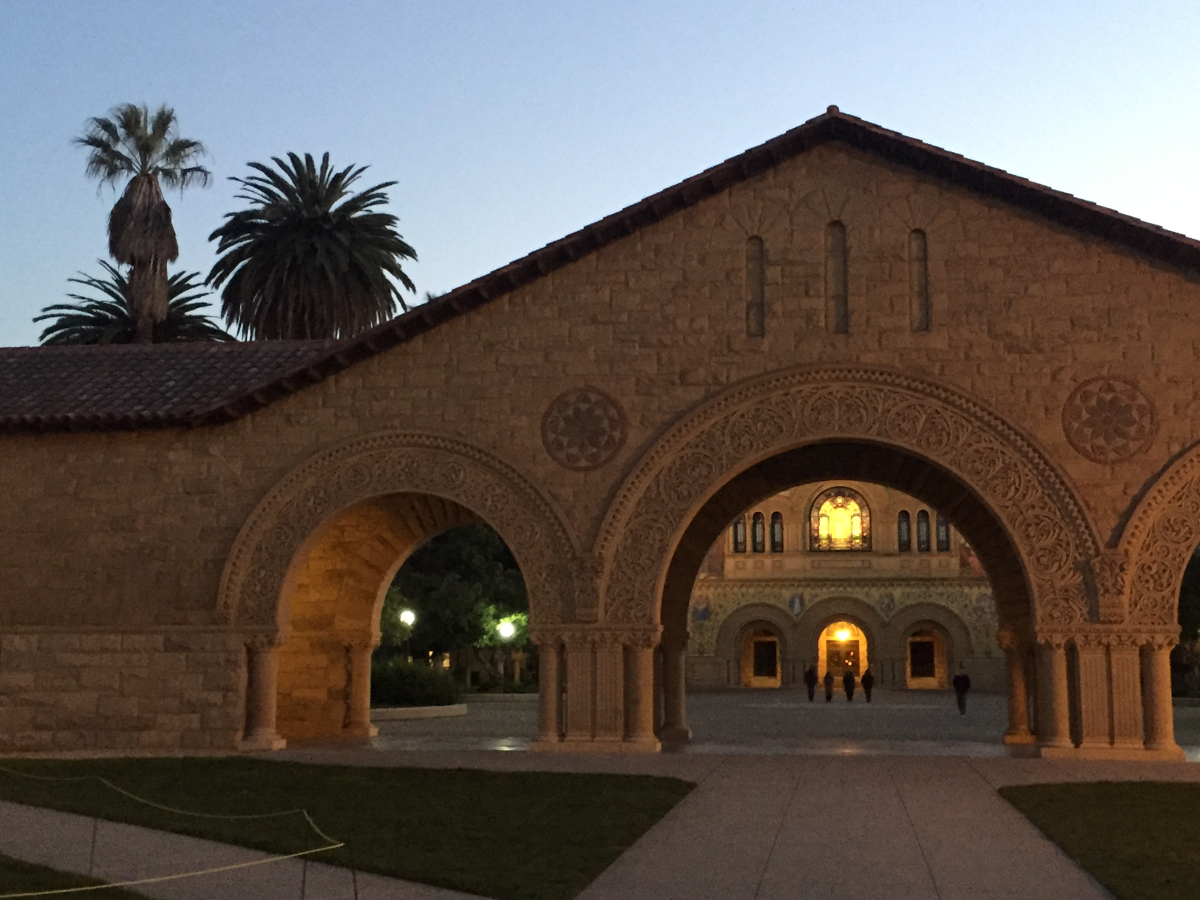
2,107,1198,760
687,481,1000,692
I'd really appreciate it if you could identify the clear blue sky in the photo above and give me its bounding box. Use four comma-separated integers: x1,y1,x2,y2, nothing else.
1,0,1198,346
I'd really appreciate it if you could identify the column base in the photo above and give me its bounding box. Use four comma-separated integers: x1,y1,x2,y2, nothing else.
1040,744,1185,761
239,731,286,752
341,724,378,739
658,725,692,742
1003,730,1036,745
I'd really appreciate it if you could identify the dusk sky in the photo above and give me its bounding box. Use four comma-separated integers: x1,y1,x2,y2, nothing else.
1,1,1198,347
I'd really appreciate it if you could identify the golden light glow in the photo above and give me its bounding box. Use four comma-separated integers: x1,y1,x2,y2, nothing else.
817,496,863,549
835,628,851,642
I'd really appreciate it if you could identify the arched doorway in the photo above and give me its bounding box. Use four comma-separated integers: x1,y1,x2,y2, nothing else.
220,432,574,750
591,368,1180,758
819,620,868,679
740,625,783,688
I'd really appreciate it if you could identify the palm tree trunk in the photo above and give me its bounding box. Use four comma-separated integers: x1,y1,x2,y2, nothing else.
127,258,169,343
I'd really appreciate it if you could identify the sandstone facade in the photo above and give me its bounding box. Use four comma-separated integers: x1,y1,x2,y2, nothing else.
2,108,1199,758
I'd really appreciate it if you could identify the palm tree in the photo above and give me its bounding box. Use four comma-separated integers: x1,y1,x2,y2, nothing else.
34,261,232,345
207,152,416,340
75,103,210,342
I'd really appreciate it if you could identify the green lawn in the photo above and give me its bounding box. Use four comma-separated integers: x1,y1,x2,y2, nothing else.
0,851,147,898
0,759,692,900
1000,782,1200,900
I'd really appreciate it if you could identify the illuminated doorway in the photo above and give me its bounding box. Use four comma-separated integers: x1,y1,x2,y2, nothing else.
817,620,868,678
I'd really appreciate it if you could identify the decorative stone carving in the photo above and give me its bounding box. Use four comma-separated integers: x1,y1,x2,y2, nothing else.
1119,442,1200,627
220,432,577,628
541,388,627,471
598,368,1098,629
1087,550,1130,624
1062,378,1155,464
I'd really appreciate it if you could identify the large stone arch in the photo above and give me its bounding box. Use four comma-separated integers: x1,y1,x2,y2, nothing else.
219,431,579,633
597,367,1100,632
1117,441,1200,631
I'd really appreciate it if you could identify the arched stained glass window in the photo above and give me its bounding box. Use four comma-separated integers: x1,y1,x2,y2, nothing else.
810,487,871,551
917,510,931,552
936,513,950,552
751,512,766,553
897,511,911,552
770,512,784,553
732,517,747,553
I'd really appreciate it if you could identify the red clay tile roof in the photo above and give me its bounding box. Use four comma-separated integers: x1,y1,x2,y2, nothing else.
5,107,1200,435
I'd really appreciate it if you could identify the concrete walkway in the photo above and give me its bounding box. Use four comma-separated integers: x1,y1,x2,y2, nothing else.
5,752,1200,899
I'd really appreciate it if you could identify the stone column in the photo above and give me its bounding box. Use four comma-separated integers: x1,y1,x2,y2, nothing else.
660,643,691,742
1074,635,1111,749
624,636,660,751
563,636,595,744
343,639,377,739
1108,636,1144,750
1142,637,1182,756
242,635,286,751
1037,637,1072,750
533,635,563,748
999,631,1033,744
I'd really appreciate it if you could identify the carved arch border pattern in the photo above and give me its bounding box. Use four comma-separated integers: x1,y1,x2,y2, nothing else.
219,432,578,629
1118,442,1200,628
598,367,1099,629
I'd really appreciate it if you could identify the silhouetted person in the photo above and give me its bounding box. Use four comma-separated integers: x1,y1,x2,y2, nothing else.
843,669,856,702
953,664,971,716
861,668,875,702
823,669,835,702
803,665,818,702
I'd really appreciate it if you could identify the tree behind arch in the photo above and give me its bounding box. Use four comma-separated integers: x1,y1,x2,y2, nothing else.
207,152,417,340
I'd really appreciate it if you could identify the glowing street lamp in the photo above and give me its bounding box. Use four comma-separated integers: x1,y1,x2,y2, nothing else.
497,620,516,640
399,609,415,627
835,628,851,643
399,609,416,661
497,620,516,692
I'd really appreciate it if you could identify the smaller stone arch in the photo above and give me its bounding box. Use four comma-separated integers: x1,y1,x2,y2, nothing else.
1117,441,1200,630
795,597,887,672
219,431,580,633
888,602,975,663
714,603,796,686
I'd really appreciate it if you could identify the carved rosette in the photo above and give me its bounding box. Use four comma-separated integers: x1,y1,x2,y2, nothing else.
1062,378,1155,464
541,388,627,471
219,432,576,628
1122,450,1200,627
598,368,1097,629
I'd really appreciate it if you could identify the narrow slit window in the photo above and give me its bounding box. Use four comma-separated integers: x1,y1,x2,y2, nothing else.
910,229,930,332
936,513,951,552
770,512,784,553
732,517,747,553
897,511,911,552
916,510,931,553
751,513,766,553
825,221,848,334
746,236,765,337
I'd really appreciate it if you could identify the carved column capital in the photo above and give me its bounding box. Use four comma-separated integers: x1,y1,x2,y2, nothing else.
570,554,606,623
1036,632,1070,651
1087,549,1130,624
245,630,288,651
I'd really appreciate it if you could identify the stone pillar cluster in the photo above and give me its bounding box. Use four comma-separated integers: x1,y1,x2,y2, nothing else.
1033,630,1181,760
531,628,662,752
240,634,287,751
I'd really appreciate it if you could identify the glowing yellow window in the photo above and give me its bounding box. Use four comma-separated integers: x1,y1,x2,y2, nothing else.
810,489,870,551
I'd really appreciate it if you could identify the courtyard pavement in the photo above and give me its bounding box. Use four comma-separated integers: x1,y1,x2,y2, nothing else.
4,690,1200,899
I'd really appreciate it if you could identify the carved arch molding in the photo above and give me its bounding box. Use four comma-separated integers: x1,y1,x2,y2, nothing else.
1119,442,1200,628
219,432,577,629
598,367,1100,629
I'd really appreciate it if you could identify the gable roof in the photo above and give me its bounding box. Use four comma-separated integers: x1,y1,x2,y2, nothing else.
5,106,1200,435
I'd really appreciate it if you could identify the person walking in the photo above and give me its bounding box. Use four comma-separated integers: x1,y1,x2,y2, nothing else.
823,669,835,702
843,668,856,702
803,665,818,702
861,668,875,702
953,663,971,716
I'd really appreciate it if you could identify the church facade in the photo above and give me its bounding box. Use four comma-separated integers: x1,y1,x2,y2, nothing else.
2,108,1199,760
687,481,999,692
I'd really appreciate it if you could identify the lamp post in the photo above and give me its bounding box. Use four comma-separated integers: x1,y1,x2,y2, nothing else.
399,609,415,662
497,620,515,693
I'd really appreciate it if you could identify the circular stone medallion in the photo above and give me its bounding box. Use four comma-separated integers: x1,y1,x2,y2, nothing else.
541,387,627,471
1062,377,1155,463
